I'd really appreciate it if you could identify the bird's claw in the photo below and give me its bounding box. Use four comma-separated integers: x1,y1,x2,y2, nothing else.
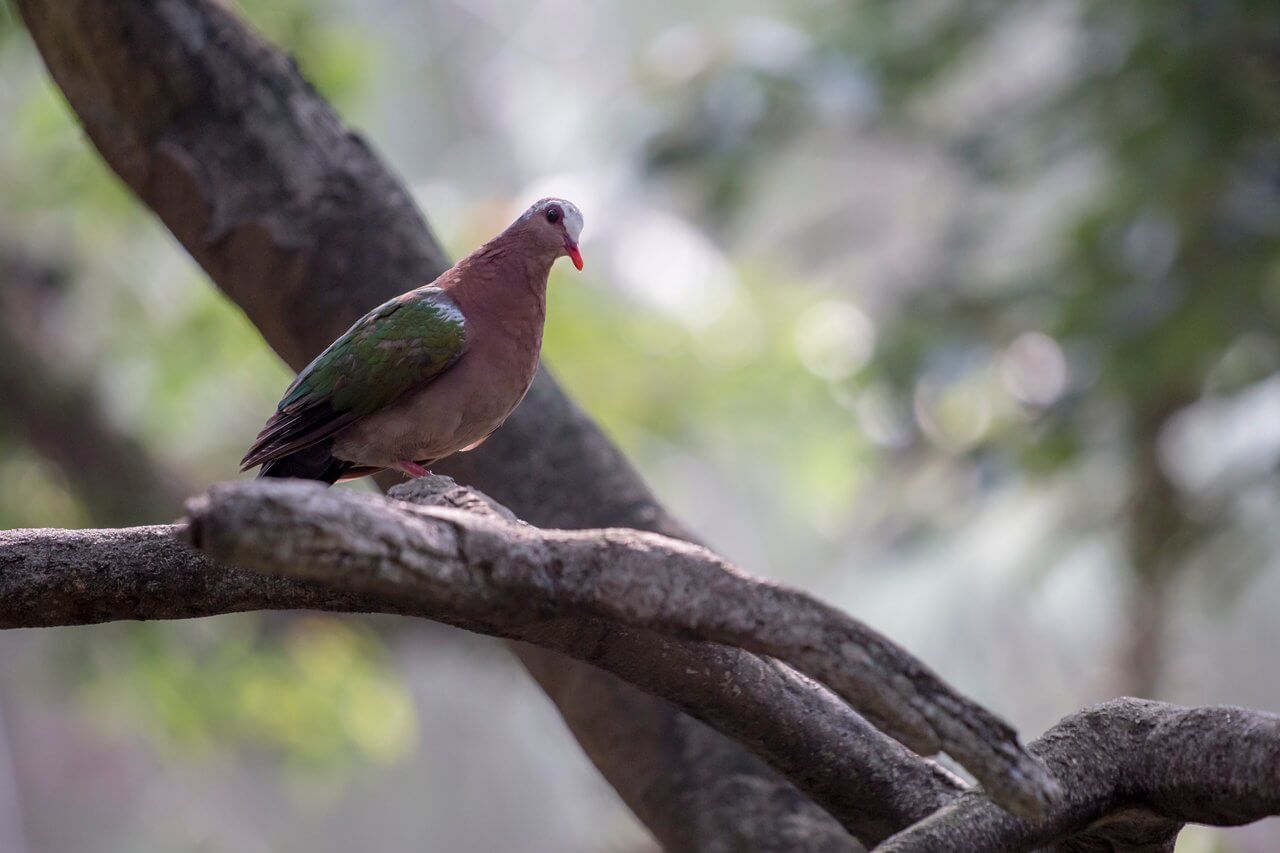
395,461,432,478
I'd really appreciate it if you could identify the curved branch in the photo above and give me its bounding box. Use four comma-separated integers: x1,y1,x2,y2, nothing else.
0,477,933,844
172,478,1055,816
0,476,1051,837
397,481,968,839
874,698,1280,852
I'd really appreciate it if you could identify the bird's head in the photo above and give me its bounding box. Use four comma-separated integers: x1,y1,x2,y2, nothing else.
518,198,585,271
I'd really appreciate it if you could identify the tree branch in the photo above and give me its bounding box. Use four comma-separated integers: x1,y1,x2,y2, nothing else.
0,476,1045,840
874,698,1280,852
10,497,1280,853
383,481,967,839
181,479,1056,815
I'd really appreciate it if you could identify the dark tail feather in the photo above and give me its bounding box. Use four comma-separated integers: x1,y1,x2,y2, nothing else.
257,439,353,486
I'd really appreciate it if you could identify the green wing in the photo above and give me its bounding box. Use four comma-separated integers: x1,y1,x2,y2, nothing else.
241,287,466,469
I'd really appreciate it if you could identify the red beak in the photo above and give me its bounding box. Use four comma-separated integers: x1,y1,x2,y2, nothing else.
565,239,584,271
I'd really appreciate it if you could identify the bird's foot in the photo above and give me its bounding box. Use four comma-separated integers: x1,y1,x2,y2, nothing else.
395,460,432,478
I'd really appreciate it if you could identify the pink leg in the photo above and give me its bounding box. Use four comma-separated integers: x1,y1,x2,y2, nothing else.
394,460,432,478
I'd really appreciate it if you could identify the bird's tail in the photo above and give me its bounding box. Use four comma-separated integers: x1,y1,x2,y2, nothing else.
256,439,354,486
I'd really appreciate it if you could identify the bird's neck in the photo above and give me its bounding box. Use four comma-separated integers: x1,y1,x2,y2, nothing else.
448,232,554,338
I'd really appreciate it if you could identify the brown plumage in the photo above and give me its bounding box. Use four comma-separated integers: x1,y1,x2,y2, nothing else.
240,197,584,483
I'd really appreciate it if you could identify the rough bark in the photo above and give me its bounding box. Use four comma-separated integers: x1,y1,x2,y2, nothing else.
189,480,1056,819
0,476,1042,838
875,699,1280,852
5,482,1280,851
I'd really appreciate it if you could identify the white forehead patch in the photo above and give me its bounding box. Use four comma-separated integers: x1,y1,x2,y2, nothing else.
561,202,584,243
529,197,584,242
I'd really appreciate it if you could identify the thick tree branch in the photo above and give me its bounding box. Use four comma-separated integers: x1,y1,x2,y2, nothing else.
11,481,1280,853
392,482,966,840
875,698,1280,852
0,477,1031,840
0,478,931,845
180,479,1055,816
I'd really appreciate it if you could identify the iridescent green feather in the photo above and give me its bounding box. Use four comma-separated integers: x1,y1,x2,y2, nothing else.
240,286,466,471
280,286,466,417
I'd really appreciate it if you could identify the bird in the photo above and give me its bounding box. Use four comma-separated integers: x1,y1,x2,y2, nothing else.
239,197,584,484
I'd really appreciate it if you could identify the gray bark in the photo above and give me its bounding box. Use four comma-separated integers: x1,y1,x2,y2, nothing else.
876,699,1280,852
0,477,1047,833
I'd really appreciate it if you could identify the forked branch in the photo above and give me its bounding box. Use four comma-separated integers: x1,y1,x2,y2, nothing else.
183,478,1059,818
1,476,1054,828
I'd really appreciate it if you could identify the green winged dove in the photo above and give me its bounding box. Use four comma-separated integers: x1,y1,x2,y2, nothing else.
240,197,585,484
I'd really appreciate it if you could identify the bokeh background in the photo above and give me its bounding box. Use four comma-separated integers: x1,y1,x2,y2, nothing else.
2,0,1280,850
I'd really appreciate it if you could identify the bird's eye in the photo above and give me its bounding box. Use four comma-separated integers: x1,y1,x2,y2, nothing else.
545,205,562,224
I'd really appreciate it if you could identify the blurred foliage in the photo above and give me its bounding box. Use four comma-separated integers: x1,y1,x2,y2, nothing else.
69,618,417,783
0,1,19,42
544,265,874,533
835,1,1280,465
639,1,1280,559
584,2,1280,719
0,442,92,529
